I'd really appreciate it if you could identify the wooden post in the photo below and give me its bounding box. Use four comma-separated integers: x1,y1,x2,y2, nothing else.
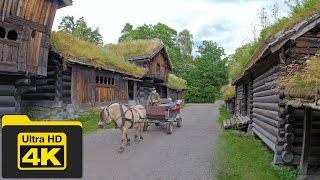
300,108,312,175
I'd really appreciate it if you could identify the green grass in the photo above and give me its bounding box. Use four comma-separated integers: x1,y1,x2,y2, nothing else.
211,107,299,180
167,74,187,90
77,110,115,134
216,105,231,126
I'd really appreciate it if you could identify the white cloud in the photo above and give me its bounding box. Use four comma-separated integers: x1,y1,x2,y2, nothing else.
53,0,289,55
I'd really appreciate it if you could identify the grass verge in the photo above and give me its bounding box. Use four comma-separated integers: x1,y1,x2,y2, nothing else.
77,110,114,134
211,106,299,180
216,105,231,126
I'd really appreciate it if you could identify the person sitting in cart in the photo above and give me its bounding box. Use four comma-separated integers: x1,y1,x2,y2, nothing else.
147,87,160,106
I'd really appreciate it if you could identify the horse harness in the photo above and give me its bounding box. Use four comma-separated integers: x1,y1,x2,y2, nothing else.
105,103,141,129
119,104,134,129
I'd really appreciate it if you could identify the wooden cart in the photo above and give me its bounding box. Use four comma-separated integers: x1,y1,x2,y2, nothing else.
144,104,183,134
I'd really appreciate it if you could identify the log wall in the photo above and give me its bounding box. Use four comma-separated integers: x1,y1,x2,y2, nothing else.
21,53,71,118
235,84,243,115
250,65,293,164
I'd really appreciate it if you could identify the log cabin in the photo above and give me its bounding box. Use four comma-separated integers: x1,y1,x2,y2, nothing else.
21,35,186,118
229,14,320,175
0,0,72,115
107,39,185,106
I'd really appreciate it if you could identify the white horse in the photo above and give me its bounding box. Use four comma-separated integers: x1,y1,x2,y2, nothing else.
98,103,147,153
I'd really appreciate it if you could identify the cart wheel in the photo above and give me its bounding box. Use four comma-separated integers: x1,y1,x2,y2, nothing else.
166,122,173,134
143,122,148,131
177,117,182,128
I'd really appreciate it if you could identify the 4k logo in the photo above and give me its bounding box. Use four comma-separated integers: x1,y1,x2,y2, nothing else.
2,115,82,178
17,133,67,170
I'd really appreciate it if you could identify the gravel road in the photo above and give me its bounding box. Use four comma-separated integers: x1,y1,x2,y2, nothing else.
83,102,222,180
0,102,222,180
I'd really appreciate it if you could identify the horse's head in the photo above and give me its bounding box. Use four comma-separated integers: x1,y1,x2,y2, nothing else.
98,108,112,129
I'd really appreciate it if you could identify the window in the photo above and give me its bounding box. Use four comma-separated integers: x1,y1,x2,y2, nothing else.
31,30,36,38
104,77,108,84
7,30,17,41
96,76,99,83
111,78,115,85
0,27,5,38
100,77,103,84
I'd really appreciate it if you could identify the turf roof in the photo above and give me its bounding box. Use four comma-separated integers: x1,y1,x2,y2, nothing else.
167,74,187,90
106,39,164,60
233,0,320,83
50,31,147,77
280,55,320,100
51,32,187,90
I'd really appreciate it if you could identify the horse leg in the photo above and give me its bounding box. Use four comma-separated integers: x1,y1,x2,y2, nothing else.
139,122,144,141
134,123,139,142
119,126,129,153
126,133,131,146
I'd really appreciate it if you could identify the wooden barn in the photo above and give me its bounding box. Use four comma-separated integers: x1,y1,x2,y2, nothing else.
229,14,320,175
0,0,71,115
21,34,186,118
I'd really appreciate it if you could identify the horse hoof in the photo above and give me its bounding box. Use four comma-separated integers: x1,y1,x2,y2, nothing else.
140,137,144,141
126,142,131,146
118,147,124,153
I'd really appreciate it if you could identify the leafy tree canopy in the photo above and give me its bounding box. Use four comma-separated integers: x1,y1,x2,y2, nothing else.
184,41,229,103
58,16,103,45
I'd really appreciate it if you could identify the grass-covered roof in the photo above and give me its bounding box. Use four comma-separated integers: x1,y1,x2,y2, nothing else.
50,31,147,77
232,0,320,83
51,32,186,90
221,85,236,100
281,55,320,100
106,39,164,59
167,74,187,90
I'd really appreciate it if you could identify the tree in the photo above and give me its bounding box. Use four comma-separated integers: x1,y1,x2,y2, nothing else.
58,16,103,45
121,23,133,34
184,41,228,103
58,16,75,34
177,29,193,58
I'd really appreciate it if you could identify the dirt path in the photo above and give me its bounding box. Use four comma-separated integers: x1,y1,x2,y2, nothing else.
83,102,222,180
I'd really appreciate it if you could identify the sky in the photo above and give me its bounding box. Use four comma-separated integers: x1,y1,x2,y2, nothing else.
53,0,290,55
